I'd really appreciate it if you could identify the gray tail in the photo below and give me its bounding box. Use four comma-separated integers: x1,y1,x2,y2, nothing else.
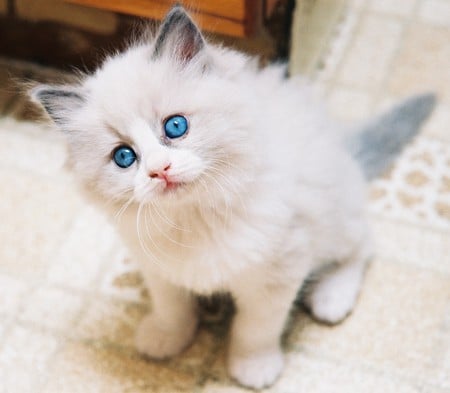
347,93,437,180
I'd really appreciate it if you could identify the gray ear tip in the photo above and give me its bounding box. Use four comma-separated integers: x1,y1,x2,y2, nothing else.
166,3,189,19
153,3,204,62
170,3,187,13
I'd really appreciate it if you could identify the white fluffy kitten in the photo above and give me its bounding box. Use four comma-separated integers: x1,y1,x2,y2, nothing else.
30,6,435,389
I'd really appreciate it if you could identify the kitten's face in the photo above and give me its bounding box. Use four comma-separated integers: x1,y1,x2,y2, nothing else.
31,6,255,208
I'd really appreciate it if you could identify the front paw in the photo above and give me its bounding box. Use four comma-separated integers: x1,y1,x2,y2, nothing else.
135,313,198,359
228,349,284,389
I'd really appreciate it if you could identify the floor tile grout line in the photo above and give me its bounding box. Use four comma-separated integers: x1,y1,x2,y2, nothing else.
314,2,368,97
319,3,413,105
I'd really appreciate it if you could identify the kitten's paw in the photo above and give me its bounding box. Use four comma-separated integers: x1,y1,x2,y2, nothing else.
307,278,359,324
228,349,284,389
135,313,197,359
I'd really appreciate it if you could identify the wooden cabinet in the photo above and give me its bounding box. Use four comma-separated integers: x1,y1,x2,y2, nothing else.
67,0,268,37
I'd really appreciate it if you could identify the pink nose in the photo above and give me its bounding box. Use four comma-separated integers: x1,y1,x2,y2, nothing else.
149,164,171,179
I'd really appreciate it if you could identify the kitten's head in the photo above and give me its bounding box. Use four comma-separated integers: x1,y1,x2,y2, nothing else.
31,5,257,209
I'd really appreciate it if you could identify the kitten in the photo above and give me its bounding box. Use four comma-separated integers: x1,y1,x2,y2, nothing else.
30,5,435,389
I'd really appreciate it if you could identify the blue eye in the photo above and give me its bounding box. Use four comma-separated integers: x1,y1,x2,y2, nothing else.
164,115,188,139
113,145,136,168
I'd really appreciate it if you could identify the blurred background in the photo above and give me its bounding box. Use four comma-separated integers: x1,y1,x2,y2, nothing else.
0,1,449,392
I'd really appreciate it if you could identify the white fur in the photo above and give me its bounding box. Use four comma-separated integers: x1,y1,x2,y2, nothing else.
32,17,372,389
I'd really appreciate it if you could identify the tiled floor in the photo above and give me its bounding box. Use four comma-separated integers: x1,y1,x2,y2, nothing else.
0,0,449,392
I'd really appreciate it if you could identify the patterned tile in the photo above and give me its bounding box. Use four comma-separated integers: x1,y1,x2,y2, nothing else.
369,137,450,230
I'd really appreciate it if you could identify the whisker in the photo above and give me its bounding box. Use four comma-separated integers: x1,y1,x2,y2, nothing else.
147,203,196,249
151,201,191,233
114,194,135,222
204,165,250,220
136,201,166,270
202,172,232,225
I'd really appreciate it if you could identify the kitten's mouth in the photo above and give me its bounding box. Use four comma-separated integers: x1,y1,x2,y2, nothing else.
165,181,181,191
161,178,185,193
152,172,183,193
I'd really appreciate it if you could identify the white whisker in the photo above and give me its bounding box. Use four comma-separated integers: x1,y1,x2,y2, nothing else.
147,203,196,249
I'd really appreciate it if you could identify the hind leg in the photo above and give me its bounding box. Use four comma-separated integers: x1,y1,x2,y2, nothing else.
305,240,372,324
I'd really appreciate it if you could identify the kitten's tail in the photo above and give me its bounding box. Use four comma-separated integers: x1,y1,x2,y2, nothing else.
347,93,437,180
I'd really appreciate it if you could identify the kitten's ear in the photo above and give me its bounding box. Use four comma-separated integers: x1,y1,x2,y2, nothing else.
152,5,205,64
30,85,85,126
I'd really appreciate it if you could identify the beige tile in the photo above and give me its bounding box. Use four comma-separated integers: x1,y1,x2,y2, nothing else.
337,14,403,89
19,286,84,331
371,217,450,273
0,325,59,393
76,298,148,348
418,0,450,28
288,259,450,379
0,274,28,315
47,205,120,289
326,86,373,121
267,353,421,393
368,0,417,16
42,343,198,393
0,169,82,280
422,101,450,142
388,23,450,103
